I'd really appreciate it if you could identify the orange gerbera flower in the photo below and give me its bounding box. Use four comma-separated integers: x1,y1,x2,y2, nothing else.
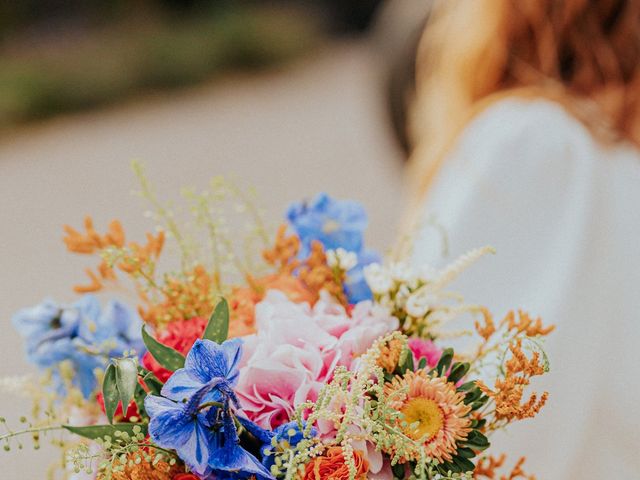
301,447,369,480
385,371,471,464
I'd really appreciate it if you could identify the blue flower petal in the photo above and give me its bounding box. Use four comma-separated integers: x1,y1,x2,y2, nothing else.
209,413,274,480
11,298,61,339
161,369,208,402
237,416,274,445
182,420,213,475
286,193,370,258
186,339,230,383
220,338,243,386
146,397,194,450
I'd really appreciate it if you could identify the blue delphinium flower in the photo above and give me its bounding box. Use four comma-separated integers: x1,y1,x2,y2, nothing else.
286,193,368,257
12,298,79,359
12,295,143,398
161,338,242,404
238,418,317,472
146,386,217,475
145,338,273,479
286,193,378,303
207,409,273,480
343,249,381,303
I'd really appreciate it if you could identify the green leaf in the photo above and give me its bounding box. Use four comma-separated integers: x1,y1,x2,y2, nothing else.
462,430,490,450
133,383,148,418
142,326,185,372
397,346,414,374
417,357,427,370
452,455,475,472
102,364,119,424
447,362,470,384
438,460,460,474
115,358,138,410
391,462,406,479
456,447,476,459
142,371,164,395
435,348,454,376
463,388,482,405
457,381,477,392
470,395,490,411
203,298,229,344
63,423,147,440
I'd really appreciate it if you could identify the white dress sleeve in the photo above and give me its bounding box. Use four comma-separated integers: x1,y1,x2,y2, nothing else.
412,98,640,478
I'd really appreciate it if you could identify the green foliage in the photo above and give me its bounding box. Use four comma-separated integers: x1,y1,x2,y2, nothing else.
138,366,163,395
203,298,229,344
115,358,138,412
67,424,177,479
0,5,322,128
103,358,141,423
397,344,414,375
435,348,454,376
142,326,185,372
447,362,470,385
102,364,119,424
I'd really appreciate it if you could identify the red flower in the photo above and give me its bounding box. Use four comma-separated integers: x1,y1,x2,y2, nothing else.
96,391,139,422
173,474,200,480
142,317,209,382
301,447,369,480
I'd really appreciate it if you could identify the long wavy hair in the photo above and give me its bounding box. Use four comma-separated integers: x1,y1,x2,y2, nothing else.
407,0,640,204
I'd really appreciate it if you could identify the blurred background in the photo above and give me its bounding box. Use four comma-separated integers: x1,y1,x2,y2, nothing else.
0,1,428,477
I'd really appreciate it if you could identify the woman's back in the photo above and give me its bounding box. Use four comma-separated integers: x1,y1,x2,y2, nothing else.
412,97,640,478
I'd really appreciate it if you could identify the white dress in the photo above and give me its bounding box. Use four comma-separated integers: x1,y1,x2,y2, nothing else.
412,98,640,479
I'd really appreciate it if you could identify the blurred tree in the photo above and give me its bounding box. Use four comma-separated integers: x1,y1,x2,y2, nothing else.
321,0,384,32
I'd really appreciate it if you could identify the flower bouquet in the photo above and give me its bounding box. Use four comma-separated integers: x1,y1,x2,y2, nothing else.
2,164,553,480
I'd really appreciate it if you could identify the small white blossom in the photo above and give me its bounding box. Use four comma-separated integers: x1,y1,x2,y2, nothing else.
395,284,411,309
405,289,438,318
388,262,414,283
417,264,439,283
364,263,393,294
326,248,358,271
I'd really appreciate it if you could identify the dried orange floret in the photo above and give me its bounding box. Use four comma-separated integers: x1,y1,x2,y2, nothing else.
477,339,548,423
475,455,536,479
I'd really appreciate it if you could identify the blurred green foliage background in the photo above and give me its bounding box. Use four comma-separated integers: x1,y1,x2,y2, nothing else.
0,0,383,129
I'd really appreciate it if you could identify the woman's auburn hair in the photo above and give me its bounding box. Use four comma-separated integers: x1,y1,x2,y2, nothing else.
407,0,640,202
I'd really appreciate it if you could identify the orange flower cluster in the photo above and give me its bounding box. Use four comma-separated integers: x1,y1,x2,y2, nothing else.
64,216,164,294
99,452,184,480
263,224,301,274
298,241,347,305
503,311,555,337
139,265,217,330
475,310,554,343
477,339,548,423
301,447,369,480
475,455,535,480
64,220,350,335
475,307,497,342
263,225,346,305
376,337,404,373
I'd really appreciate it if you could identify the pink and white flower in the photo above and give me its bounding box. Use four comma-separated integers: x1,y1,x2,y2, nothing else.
236,291,398,429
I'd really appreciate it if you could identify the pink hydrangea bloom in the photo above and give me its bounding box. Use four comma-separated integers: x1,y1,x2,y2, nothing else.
236,290,397,429
407,337,443,369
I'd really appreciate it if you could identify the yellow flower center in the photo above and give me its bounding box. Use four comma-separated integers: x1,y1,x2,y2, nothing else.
400,397,444,442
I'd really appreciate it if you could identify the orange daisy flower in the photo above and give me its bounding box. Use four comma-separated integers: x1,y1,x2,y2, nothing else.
385,370,472,464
